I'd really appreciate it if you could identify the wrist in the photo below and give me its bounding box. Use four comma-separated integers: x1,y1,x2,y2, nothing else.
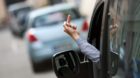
72,33,80,41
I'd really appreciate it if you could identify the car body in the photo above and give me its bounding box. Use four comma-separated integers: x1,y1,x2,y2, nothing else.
52,0,140,78
25,3,88,72
8,2,32,37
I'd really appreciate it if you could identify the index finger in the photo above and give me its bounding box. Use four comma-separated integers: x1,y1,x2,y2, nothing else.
67,15,71,24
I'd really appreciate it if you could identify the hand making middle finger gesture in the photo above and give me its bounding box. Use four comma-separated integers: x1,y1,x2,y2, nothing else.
64,15,77,30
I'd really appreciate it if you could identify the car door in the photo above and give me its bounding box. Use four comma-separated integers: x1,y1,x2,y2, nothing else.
75,0,105,78
87,0,106,78
107,0,140,78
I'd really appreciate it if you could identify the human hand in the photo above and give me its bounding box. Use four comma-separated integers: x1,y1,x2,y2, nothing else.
63,15,80,41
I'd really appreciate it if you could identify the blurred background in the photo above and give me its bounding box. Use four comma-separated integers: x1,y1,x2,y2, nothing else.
0,0,96,78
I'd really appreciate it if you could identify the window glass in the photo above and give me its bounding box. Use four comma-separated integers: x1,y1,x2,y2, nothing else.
33,8,81,27
13,7,31,17
109,0,140,78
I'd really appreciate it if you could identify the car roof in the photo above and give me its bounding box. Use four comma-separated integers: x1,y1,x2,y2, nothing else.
8,2,30,12
28,3,76,19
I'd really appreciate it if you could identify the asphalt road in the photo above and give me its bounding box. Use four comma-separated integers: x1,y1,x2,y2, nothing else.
0,29,57,78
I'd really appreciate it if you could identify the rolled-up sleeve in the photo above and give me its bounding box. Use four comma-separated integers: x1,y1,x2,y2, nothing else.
76,37,100,63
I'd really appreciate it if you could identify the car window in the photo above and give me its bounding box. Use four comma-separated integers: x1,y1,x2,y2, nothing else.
32,8,81,28
108,0,140,78
88,1,104,78
13,7,31,17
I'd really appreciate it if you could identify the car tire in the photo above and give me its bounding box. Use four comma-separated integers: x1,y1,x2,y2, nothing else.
10,29,24,38
31,61,41,73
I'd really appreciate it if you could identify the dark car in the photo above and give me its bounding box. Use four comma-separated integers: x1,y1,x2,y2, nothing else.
52,0,140,78
8,2,32,37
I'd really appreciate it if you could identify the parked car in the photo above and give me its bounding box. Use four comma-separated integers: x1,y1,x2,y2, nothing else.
52,0,140,78
25,3,88,72
8,2,32,37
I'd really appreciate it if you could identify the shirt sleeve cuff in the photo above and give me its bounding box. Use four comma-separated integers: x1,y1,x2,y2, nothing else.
75,37,86,47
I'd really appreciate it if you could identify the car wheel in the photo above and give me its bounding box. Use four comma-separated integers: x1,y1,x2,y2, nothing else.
31,61,41,73
10,30,24,38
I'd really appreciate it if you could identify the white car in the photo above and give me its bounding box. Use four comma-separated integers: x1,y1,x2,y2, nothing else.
25,3,89,72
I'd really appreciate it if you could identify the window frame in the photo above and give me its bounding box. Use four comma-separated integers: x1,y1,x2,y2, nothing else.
87,0,111,78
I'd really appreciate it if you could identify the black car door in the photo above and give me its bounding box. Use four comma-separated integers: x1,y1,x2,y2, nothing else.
87,0,107,78
107,0,140,78
78,0,105,78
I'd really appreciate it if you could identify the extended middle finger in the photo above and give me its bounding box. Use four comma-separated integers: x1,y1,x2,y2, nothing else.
64,21,71,27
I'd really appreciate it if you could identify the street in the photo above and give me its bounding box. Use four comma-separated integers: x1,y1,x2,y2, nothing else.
0,28,57,78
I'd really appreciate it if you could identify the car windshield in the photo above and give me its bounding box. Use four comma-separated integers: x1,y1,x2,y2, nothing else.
33,8,81,28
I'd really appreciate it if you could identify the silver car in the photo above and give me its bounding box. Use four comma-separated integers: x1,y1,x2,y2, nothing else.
25,3,89,72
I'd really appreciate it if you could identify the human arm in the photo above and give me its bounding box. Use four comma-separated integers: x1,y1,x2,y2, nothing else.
75,37,100,62
63,15,100,62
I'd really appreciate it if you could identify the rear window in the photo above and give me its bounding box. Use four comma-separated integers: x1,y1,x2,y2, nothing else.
13,7,31,17
32,8,81,28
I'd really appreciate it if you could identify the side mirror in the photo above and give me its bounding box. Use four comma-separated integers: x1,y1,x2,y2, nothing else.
52,50,80,78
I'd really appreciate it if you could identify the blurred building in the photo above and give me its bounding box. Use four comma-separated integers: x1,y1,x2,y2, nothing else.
80,0,97,22
27,0,48,8
66,0,97,22
0,0,25,26
5,0,25,6
27,0,67,8
0,0,97,26
0,0,7,25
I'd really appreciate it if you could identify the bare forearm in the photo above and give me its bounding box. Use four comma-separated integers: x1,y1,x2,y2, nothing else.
71,33,80,41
